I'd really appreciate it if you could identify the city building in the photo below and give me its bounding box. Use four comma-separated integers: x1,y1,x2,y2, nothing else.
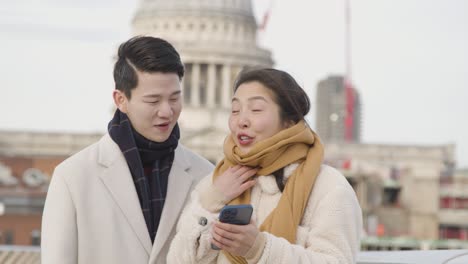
439,168,468,240
324,142,468,250
132,0,274,162
315,75,362,143
0,131,100,246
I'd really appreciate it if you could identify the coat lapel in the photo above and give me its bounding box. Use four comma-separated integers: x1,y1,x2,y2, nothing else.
97,135,152,256
150,146,194,261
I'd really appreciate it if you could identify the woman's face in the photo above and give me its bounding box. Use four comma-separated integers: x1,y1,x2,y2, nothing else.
229,81,288,153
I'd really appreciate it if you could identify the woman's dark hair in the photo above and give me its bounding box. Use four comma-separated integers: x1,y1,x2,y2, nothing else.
233,68,310,125
233,68,311,192
113,36,184,99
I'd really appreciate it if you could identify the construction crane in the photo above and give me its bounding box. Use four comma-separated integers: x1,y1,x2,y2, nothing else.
257,0,355,142
344,0,355,142
257,0,275,32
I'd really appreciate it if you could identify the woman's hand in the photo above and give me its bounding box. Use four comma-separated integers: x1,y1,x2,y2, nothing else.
214,165,258,202
211,220,259,257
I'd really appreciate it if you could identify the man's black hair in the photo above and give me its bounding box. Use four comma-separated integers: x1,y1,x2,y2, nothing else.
113,36,184,99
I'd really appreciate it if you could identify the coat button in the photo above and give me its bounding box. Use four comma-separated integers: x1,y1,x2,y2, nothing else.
199,217,208,226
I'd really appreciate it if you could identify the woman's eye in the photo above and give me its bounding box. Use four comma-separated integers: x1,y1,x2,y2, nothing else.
231,110,239,114
252,109,262,112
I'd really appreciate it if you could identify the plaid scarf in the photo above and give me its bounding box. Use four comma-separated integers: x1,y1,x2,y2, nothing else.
108,110,179,243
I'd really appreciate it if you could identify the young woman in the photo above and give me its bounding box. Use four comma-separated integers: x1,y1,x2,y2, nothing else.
167,68,362,263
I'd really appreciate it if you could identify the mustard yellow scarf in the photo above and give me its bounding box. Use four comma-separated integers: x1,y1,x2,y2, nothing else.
212,121,324,263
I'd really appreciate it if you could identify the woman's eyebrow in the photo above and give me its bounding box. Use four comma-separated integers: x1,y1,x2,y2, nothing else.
231,96,267,103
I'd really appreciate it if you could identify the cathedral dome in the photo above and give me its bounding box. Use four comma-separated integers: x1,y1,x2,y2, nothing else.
132,0,272,65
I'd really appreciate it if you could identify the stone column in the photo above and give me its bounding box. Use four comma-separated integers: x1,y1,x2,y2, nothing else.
359,176,368,211
180,66,186,101
222,64,232,108
182,63,192,104
191,63,200,107
207,63,216,107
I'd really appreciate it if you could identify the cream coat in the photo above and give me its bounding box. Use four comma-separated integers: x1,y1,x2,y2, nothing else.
41,134,213,264
168,164,362,263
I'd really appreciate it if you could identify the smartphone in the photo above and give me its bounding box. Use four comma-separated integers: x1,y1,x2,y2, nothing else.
211,204,253,250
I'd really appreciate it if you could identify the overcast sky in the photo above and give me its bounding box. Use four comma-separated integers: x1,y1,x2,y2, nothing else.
1,0,467,167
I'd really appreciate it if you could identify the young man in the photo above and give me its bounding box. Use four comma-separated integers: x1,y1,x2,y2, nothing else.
41,36,214,264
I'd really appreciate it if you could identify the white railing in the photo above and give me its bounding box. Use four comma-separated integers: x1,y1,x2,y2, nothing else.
0,245,40,264
1,246,468,264
358,250,468,264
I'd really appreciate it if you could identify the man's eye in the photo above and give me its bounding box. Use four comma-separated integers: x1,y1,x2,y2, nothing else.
252,109,262,112
231,110,239,114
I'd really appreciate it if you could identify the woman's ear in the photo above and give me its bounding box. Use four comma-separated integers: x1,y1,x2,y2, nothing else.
283,119,295,129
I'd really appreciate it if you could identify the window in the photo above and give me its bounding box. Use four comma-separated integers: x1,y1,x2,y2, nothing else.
382,187,400,206
5,230,14,245
31,229,41,246
346,177,359,196
439,225,463,240
440,196,452,209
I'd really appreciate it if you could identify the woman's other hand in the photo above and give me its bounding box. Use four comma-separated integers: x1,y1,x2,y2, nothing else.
214,165,257,202
211,219,259,257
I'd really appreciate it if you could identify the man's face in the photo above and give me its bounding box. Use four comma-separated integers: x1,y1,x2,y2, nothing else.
113,71,182,142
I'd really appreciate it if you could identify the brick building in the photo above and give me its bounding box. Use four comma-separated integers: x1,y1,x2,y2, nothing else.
0,131,101,245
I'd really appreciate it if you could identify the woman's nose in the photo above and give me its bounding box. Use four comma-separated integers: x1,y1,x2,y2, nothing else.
238,113,250,128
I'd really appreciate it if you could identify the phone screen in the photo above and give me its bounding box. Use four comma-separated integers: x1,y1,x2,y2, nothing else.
211,204,253,250
219,204,253,225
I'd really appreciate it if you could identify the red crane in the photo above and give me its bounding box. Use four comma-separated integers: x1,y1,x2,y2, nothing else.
344,0,354,142
258,0,355,142
258,0,275,32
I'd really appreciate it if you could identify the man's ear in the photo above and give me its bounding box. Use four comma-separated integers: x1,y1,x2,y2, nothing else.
113,89,128,113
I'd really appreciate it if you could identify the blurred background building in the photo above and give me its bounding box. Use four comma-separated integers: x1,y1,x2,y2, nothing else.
315,75,362,143
0,132,100,246
1,0,468,262
324,142,467,250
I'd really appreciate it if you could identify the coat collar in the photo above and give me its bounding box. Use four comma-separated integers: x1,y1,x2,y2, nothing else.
256,163,299,194
97,134,152,255
150,144,194,261
97,134,194,260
